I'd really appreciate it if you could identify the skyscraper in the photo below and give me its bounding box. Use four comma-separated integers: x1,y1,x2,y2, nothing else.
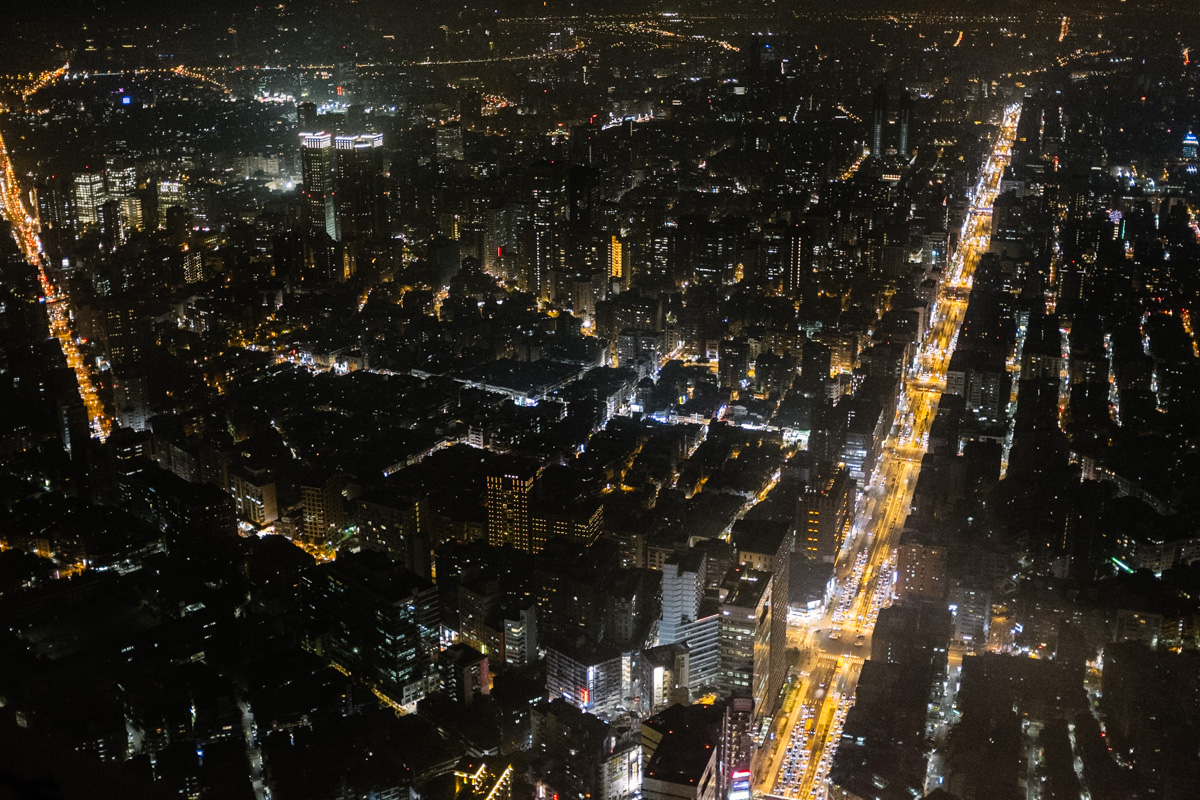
157,179,188,229
73,172,107,228
897,90,913,156
717,567,776,725
334,133,386,241
796,467,854,562
296,101,318,133
784,226,810,295
529,162,567,302
871,82,888,157
486,462,538,552
435,124,465,161
183,246,204,284
300,131,338,240
106,165,137,198
659,551,707,645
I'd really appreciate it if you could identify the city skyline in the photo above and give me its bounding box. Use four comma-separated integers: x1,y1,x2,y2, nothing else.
1,4,1199,800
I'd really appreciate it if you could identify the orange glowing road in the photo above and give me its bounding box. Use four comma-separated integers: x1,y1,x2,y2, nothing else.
21,63,69,101
0,125,111,440
762,103,1021,800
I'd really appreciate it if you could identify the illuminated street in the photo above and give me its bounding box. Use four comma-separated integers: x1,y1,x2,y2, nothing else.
762,102,1021,800
0,120,111,440
0,6,1194,799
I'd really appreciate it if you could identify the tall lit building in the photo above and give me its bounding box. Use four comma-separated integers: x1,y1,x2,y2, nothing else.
157,179,188,228
610,234,629,288
503,602,539,666
112,368,150,432
34,176,74,248
435,124,465,161
334,133,386,244
717,567,776,725
104,300,144,367
871,82,888,157
784,226,811,294
106,166,137,198
183,246,204,284
300,131,338,240
1184,130,1199,161
355,491,430,578
896,534,948,601
528,162,567,301
231,464,279,527
118,196,143,232
796,468,855,562
731,519,792,714
73,172,107,228
486,462,538,552
897,90,913,156
529,500,602,553
659,551,707,646
301,472,344,544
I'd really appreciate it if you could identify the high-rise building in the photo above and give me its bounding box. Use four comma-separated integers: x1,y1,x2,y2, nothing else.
486,462,538,552
300,472,344,544
34,175,74,250
97,199,125,250
355,490,431,578
529,162,567,302
784,226,811,294
301,551,438,709
182,246,204,284
610,234,629,288
73,172,107,228
642,703,723,800
118,196,143,233
231,463,279,527
545,643,624,717
296,101,318,133
106,166,137,198
641,644,691,713
718,338,751,390
659,551,707,645
896,534,948,601
531,699,641,800
157,179,188,229
897,90,913,156
439,643,490,707
104,299,144,367
435,124,465,161
502,601,539,666
529,500,603,553
717,567,776,724
871,82,888,157
731,519,792,712
334,133,386,241
112,368,150,432
721,697,755,800
676,611,721,694
1183,130,1199,161
300,131,338,240
796,468,854,562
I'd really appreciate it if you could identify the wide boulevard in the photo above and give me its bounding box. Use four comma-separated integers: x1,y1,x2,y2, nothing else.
758,102,1023,800
0,66,112,440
